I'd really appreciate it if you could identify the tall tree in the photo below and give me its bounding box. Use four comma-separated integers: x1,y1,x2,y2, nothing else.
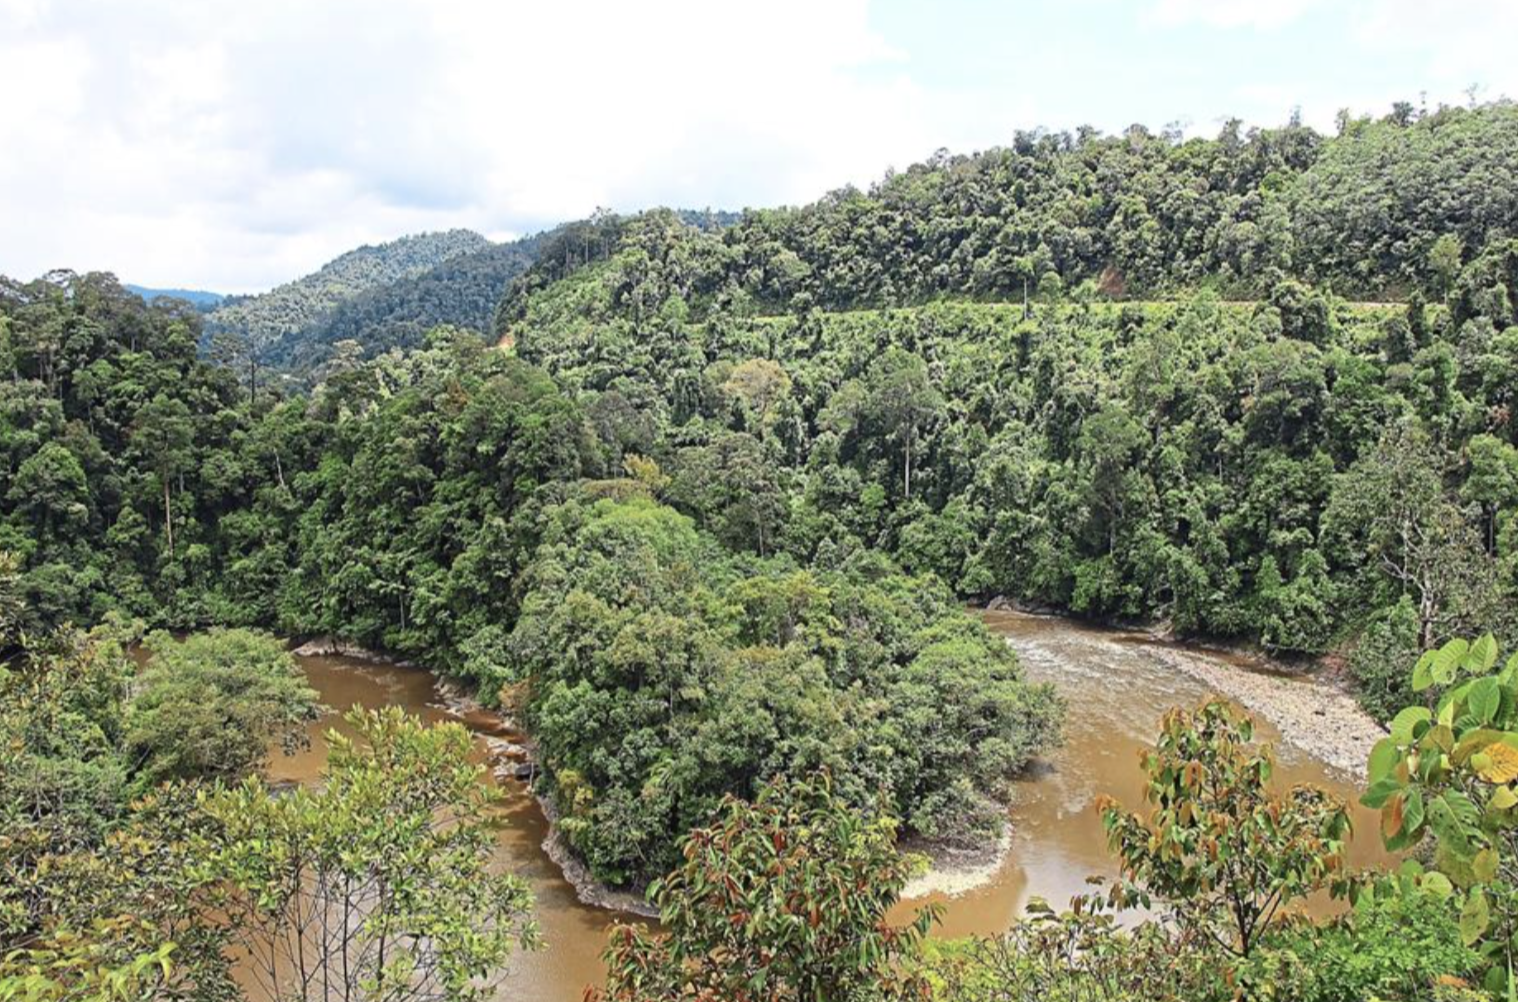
129,394,194,559
864,349,944,501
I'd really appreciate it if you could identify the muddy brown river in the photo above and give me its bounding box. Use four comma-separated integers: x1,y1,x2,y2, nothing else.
271,610,1390,1002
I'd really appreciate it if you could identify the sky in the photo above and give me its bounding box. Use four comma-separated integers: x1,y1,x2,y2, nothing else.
2,0,1514,294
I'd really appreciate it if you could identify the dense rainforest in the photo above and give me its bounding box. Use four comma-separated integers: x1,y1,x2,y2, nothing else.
202,227,505,381
3,100,1518,1001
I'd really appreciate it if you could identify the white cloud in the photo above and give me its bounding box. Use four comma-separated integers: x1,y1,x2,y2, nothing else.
0,0,937,292
5,0,1518,293
1351,0,1518,99
1149,0,1321,30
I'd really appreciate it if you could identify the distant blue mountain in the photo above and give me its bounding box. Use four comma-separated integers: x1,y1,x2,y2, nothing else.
126,284,226,308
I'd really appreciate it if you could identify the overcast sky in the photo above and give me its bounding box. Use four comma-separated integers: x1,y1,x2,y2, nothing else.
3,0,1514,293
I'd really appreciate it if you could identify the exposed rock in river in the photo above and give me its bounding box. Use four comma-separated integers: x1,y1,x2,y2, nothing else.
292,636,407,664
534,795,660,918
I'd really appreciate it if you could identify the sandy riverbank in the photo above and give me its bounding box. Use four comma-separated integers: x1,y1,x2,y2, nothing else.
1140,643,1384,780
892,609,1389,903
901,828,1016,900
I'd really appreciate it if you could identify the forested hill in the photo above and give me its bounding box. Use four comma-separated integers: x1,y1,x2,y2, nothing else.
495,100,1518,723
257,235,545,374
201,210,740,379
498,100,1518,327
204,227,495,374
299,214,736,372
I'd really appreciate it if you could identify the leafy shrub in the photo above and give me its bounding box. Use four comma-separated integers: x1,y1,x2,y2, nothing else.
1249,892,1480,1002
1348,595,1421,722
591,772,936,1002
1363,634,1518,996
929,894,1224,1002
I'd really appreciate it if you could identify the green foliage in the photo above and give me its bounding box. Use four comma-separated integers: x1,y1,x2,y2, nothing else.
510,243,1513,656
1349,596,1423,722
9,105,1518,670
1324,421,1502,655
592,771,936,1002
205,229,492,374
509,496,1061,886
1292,104,1518,295
203,706,538,1002
0,918,179,1002
495,103,1518,316
126,628,318,787
1364,634,1518,995
929,894,1219,1002
1,619,533,1002
1100,700,1353,958
8,102,1518,1000
1249,891,1480,1002
291,237,541,369
0,624,135,897
0,784,240,1002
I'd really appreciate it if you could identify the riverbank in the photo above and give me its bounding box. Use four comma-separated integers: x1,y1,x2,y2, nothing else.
901,828,1016,900
292,635,415,664
1139,642,1383,779
534,796,660,919
287,618,1384,919
886,608,1393,906
982,601,1385,780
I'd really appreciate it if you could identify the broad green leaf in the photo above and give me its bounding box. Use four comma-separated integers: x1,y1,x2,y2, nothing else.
1361,776,1405,809
1402,788,1426,834
1468,634,1500,674
1422,871,1454,899
1435,639,1470,684
1390,706,1432,744
1426,723,1456,753
1413,650,1437,692
1501,653,1518,686
1368,738,1400,783
1461,888,1491,945
1428,795,1475,855
1470,677,1503,725
1446,789,1483,826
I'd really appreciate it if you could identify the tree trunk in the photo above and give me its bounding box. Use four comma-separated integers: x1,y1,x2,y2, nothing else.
1418,583,1438,650
163,478,174,558
904,434,913,500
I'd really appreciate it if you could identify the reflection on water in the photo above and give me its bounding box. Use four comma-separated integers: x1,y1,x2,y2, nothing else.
275,610,1389,1001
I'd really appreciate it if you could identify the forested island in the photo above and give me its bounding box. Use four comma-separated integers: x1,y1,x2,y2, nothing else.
4,100,1518,1001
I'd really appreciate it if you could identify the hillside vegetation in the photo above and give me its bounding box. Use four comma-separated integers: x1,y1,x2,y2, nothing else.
295,236,544,370
502,226,1517,726
498,101,1518,325
4,100,1518,1001
204,227,493,375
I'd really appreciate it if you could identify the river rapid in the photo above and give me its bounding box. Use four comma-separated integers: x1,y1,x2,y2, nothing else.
271,610,1391,1002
